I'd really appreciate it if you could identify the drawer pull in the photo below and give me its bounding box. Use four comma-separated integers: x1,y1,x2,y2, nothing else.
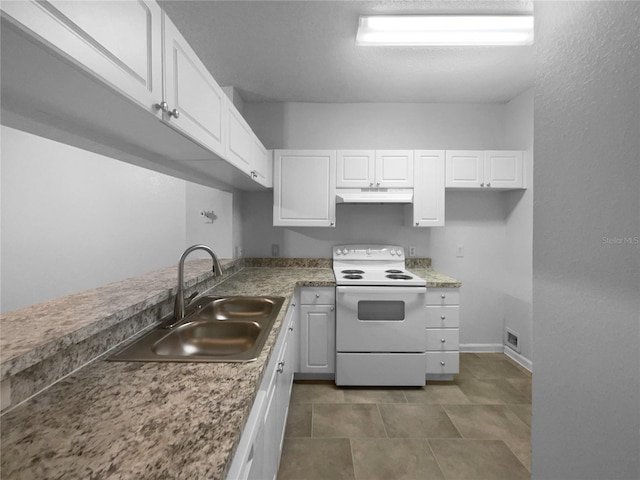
316,293,320,298
441,338,446,343
440,361,446,366
441,315,446,320
277,361,285,373
441,294,446,299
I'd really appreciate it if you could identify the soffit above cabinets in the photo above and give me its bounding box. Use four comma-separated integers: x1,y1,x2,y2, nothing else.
158,0,534,103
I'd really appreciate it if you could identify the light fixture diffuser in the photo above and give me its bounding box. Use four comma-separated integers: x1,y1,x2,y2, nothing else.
356,15,534,46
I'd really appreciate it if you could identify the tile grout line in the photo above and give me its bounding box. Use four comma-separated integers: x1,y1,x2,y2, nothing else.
425,436,450,480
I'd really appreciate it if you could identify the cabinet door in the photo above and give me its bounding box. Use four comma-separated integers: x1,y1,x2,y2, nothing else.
412,150,445,227
445,151,484,188
336,150,375,188
273,150,336,227
1,0,162,114
484,151,524,189
252,142,273,189
162,13,225,157
375,150,414,187
225,97,254,175
299,305,336,374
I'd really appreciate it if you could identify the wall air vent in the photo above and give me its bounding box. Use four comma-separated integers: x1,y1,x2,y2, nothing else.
505,328,520,353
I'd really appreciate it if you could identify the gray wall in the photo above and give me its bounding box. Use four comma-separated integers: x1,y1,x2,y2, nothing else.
532,2,640,479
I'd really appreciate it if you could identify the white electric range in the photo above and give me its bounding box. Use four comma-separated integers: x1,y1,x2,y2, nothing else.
333,244,427,386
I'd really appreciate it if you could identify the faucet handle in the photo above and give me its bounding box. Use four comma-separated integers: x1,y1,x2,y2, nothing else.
186,291,199,304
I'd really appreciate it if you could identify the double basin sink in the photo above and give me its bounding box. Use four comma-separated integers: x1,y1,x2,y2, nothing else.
110,295,285,363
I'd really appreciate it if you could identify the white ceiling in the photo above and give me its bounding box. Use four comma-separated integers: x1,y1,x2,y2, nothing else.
159,0,534,104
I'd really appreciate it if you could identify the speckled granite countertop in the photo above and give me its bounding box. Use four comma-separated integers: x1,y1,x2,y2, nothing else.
0,267,335,480
0,261,460,479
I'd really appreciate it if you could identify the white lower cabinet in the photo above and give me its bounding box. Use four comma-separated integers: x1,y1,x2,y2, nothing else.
298,287,336,376
226,301,296,480
425,288,460,380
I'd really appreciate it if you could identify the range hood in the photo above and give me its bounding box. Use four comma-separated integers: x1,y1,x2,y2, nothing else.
335,188,413,204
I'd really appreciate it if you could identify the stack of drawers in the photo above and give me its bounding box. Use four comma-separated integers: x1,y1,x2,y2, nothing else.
425,288,460,380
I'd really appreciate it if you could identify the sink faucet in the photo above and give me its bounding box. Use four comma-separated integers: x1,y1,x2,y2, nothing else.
172,244,223,324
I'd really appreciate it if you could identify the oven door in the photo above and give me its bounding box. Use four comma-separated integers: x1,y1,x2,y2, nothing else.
336,286,426,352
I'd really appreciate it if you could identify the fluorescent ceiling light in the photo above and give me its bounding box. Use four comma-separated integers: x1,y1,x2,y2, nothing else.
356,15,534,46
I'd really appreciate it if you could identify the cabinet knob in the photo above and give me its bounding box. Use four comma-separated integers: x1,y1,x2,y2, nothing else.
370,182,374,187
277,361,285,373
376,182,380,187
441,338,446,343
416,222,419,226
441,294,446,299
330,306,334,311
480,182,485,187
316,293,320,298
168,108,180,119
330,222,335,226
441,315,446,320
288,326,294,331
154,101,168,113
486,182,491,187
440,361,446,366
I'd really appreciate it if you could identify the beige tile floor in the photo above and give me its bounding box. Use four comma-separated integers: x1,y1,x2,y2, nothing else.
278,352,532,480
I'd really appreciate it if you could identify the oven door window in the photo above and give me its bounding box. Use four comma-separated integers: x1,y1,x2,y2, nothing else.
357,301,405,321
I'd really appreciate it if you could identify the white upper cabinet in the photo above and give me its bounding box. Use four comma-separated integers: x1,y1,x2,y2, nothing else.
1,0,163,114
446,150,525,189
162,13,225,157
409,150,445,227
1,0,270,191
484,151,525,189
375,150,414,188
252,140,273,189
274,150,336,227
337,150,413,188
336,150,375,188
224,96,273,188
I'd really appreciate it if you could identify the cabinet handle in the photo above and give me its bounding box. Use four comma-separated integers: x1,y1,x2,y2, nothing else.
441,315,446,320
277,361,285,373
315,293,320,298
376,182,380,187
330,306,334,311
486,182,491,187
480,182,485,187
441,338,446,343
440,361,446,366
330,222,335,226
370,182,374,187
168,108,180,119
288,326,294,332
415,222,419,226
441,294,446,299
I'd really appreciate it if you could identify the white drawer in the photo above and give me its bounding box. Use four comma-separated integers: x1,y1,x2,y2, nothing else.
425,329,459,351
300,287,335,305
425,351,459,375
425,306,459,328
426,288,460,305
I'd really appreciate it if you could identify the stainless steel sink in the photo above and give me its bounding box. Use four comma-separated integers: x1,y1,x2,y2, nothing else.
109,295,285,363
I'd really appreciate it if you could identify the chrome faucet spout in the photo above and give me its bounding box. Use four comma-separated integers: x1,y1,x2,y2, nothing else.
172,244,223,324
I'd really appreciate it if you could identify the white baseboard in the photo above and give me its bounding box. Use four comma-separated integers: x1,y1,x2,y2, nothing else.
460,343,503,352
460,343,533,373
503,346,533,372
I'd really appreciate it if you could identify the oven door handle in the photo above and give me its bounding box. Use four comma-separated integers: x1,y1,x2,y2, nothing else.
336,286,426,295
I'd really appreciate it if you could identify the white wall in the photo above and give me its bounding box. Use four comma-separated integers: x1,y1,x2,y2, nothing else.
503,88,534,364
0,126,235,313
243,101,525,350
532,2,639,479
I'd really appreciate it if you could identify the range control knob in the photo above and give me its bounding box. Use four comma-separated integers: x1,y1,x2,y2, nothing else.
335,249,342,255
390,249,396,256
366,248,372,255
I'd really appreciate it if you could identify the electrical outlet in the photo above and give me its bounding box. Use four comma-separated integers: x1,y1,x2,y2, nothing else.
408,246,416,257
456,245,464,258
271,244,280,257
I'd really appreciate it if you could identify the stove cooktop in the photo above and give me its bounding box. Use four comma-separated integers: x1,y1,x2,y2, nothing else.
332,244,426,287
